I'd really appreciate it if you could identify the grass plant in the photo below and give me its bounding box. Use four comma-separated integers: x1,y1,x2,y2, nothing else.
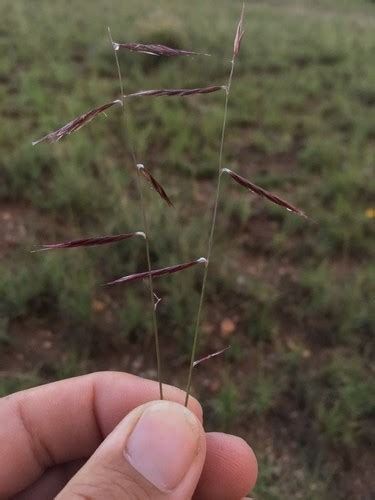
1,1,374,497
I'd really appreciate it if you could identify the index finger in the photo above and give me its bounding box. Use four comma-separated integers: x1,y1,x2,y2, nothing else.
0,371,202,498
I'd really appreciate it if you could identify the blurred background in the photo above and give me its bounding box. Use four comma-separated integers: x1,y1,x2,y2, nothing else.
0,0,374,498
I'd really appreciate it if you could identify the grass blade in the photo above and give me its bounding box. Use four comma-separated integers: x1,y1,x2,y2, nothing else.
137,164,174,207
222,168,307,218
105,258,207,286
32,99,122,145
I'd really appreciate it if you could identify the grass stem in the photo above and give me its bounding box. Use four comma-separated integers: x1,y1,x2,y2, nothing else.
108,27,163,399
136,170,164,399
185,58,236,407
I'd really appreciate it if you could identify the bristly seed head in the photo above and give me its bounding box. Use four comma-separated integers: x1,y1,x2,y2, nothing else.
111,42,210,58
105,257,207,286
32,99,122,145
223,168,307,219
138,164,174,207
233,2,245,59
32,232,144,252
124,86,225,99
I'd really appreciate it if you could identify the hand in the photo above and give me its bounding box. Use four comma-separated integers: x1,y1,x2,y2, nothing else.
0,372,257,499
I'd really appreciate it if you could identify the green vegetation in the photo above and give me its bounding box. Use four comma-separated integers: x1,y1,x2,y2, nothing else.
0,0,374,498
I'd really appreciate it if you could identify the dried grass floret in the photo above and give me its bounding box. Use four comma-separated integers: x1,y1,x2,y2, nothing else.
124,86,225,99
233,3,245,58
193,346,231,367
32,99,122,145
137,164,174,207
112,41,209,57
105,257,207,286
32,232,145,252
222,168,307,218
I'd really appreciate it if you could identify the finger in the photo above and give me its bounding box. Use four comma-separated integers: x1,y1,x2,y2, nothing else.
57,401,206,500
0,371,202,498
194,432,258,500
14,460,84,500
17,431,257,500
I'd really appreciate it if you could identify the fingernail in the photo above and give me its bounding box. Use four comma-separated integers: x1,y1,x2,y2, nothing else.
124,401,200,492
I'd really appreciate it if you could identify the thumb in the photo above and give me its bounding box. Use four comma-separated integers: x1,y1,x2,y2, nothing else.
57,400,206,500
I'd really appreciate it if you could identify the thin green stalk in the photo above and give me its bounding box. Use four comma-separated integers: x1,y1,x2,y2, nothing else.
108,28,163,399
185,58,236,407
136,169,164,400
109,32,124,98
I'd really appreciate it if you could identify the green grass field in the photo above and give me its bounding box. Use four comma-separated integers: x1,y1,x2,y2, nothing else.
0,0,374,497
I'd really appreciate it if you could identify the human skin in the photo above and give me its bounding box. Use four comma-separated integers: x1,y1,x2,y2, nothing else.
0,371,257,499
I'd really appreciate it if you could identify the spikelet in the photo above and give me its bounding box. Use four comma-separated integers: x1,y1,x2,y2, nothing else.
105,258,207,286
32,100,122,145
222,169,307,218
